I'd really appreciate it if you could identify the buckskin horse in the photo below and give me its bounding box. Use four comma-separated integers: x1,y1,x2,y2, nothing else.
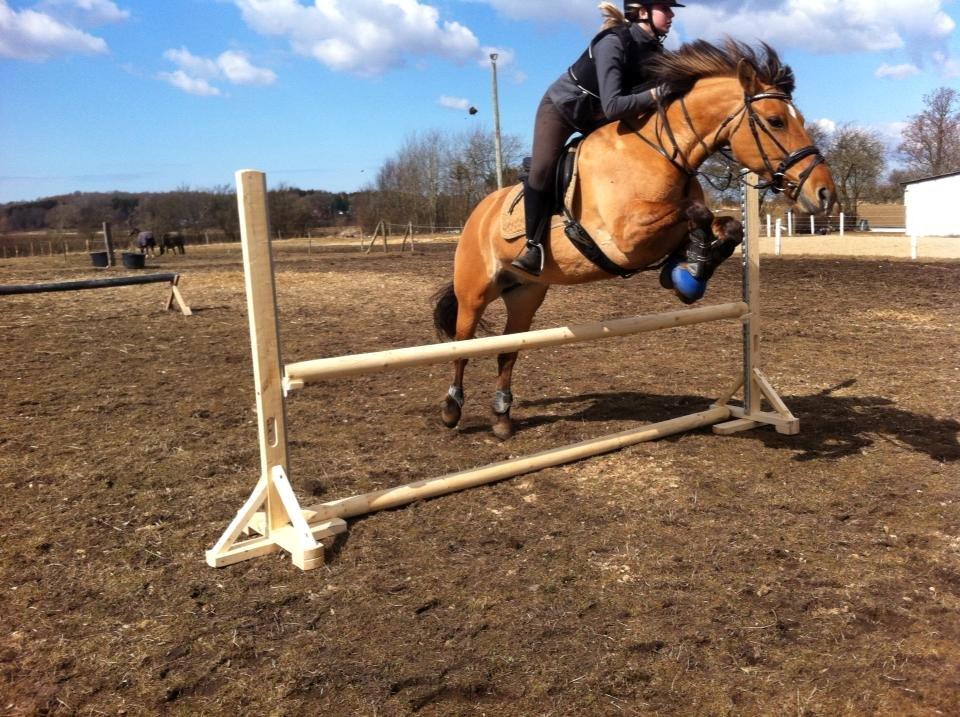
433,39,837,439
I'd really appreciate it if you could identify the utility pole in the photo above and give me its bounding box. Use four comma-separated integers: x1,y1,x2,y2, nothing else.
490,53,504,190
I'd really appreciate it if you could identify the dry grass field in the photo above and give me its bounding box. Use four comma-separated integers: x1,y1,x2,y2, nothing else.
1,241,958,715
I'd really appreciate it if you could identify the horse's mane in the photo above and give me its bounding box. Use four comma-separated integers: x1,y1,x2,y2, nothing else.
650,38,796,98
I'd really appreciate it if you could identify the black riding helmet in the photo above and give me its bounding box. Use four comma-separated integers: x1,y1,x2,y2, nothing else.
625,1,685,36
624,0,686,9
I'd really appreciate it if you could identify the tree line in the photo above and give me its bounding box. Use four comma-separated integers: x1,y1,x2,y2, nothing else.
2,89,956,238
0,184,352,241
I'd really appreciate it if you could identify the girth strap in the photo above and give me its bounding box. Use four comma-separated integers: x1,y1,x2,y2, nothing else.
562,219,639,278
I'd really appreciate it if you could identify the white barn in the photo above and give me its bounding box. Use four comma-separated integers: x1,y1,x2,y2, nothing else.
903,171,960,237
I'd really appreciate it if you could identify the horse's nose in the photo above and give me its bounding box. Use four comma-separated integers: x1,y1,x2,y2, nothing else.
818,186,835,214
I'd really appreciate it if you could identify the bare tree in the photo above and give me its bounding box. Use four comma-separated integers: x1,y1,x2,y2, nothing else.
898,87,960,177
823,124,886,213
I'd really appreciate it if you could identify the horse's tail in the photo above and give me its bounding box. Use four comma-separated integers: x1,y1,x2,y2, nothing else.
431,282,458,339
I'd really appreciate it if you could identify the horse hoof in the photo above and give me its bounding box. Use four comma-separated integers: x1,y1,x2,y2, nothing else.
491,413,514,440
441,398,462,428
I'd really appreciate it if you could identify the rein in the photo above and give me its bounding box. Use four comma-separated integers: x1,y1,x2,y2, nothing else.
626,88,825,201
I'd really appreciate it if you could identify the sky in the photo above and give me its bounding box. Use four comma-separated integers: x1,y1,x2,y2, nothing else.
1,0,958,204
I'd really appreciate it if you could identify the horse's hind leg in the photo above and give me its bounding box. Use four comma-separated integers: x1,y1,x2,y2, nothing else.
441,290,492,429
491,282,549,440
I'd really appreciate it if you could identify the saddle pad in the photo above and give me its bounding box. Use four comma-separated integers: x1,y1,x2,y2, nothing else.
500,146,582,242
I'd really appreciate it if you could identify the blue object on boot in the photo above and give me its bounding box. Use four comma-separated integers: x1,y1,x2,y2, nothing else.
670,265,707,303
659,255,680,289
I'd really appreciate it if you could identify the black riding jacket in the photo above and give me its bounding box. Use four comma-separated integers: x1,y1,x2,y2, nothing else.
547,22,663,132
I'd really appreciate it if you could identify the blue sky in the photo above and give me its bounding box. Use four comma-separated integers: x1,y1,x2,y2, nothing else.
1,0,958,203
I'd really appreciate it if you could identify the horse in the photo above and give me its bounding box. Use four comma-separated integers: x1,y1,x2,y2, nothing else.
160,232,186,255
432,39,837,440
133,230,157,257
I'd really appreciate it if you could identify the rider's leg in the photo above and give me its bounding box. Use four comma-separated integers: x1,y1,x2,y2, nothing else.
669,203,745,304
512,95,575,276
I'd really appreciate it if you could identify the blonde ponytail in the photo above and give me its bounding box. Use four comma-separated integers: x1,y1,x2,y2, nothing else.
598,2,629,31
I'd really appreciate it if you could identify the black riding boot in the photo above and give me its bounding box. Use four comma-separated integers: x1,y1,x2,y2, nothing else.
511,182,551,275
683,225,712,281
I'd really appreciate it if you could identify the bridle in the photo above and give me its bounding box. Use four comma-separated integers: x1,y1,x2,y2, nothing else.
743,91,825,197
628,86,826,201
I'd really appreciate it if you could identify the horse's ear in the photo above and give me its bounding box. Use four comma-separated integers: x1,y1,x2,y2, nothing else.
737,59,759,95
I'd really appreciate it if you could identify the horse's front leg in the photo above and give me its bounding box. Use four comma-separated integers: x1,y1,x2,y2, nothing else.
492,283,549,440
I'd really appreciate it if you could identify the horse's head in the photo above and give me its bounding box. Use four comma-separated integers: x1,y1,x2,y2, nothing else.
728,58,837,215
650,40,837,215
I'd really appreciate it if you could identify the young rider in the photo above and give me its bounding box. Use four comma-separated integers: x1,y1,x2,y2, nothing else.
512,1,684,276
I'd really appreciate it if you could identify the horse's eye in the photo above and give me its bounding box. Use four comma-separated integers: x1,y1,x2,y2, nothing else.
768,116,786,129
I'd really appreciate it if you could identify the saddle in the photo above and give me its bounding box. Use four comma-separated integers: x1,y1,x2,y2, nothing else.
500,139,584,242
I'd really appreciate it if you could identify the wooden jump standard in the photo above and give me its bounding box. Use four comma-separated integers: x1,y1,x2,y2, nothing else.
207,169,797,571
0,273,192,316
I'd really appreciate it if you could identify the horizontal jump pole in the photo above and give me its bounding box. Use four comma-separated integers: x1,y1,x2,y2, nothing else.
0,273,179,295
284,301,749,389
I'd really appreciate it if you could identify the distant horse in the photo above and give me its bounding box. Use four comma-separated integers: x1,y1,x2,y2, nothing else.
433,39,837,439
160,232,186,255
133,230,157,257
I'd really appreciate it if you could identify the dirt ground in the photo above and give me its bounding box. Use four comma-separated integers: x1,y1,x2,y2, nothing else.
1,241,958,716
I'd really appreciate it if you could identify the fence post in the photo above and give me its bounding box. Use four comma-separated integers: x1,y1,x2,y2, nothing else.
810,216,815,235
839,213,845,237
775,219,782,256
103,222,115,266
911,236,919,260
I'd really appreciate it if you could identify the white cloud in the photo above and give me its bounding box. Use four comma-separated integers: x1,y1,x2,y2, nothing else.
218,50,277,85
162,46,277,94
875,62,921,79
164,47,220,79
0,0,108,59
815,118,837,135
480,0,957,69
438,95,470,110
158,69,222,97
230,0,489,76
670,1,955,57
39,0,129,25
933,51,960,78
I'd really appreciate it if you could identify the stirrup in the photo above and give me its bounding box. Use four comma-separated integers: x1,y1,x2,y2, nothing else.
511,243,544,275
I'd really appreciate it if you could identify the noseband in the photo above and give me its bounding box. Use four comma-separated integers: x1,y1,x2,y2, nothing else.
631,88,825,201
743,91,825,199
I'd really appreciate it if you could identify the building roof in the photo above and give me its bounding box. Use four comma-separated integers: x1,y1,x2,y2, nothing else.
900,170,960,186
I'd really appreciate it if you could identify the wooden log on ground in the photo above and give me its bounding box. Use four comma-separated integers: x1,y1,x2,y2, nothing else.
295,406,733,525
0,273,179,295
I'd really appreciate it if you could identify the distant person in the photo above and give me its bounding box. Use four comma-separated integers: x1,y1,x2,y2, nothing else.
513,1,684,275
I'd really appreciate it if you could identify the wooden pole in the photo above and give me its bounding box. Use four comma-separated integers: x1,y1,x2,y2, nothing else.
297,406,730,525
237,170,291,527
284,302,748,389
742,172,761,415
0,273,180,295
103,222,115,266
209,169,321,569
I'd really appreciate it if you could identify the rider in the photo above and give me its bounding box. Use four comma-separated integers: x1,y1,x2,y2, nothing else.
512,1,684,276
